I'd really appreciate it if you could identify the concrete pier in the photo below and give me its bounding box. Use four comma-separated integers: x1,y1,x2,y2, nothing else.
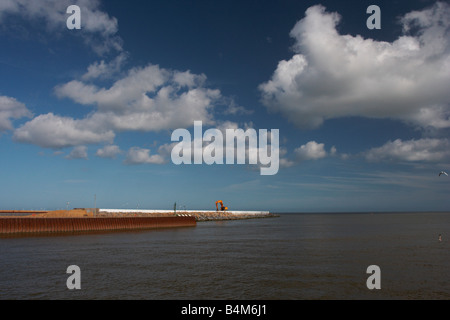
98,209,276,221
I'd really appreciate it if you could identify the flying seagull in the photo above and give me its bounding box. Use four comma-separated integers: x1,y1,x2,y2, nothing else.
439,171,448,176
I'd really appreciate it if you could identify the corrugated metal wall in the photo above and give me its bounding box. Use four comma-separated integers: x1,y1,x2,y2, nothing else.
0,217,196,235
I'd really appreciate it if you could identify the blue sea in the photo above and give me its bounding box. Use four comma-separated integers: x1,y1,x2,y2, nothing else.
1,212,449,300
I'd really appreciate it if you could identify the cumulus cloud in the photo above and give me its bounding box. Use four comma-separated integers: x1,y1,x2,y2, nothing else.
66,145,88,160
96,145,122,159
279,147,296,168
365,138,450,162
0,0,122,54
82,52,128,81
259,2,450,130
13,113,115,148
292,141,337,163
0,95,32,132
222,100,254,116
124,147,166,165
54,64,220,131
14,64,222,149
294,141,328,161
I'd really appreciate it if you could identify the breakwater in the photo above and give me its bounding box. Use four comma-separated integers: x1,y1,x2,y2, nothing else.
0,208,275,236
0,216,196,235
98,209,276,221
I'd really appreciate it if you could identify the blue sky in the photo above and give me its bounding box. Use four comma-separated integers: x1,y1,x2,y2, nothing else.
0,0,449,212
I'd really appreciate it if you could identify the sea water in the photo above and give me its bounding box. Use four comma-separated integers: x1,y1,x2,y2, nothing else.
0,212,449,300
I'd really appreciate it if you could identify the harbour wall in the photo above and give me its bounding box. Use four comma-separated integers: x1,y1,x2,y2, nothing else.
99,209,271,215
0,216,196,235
98,209,274,221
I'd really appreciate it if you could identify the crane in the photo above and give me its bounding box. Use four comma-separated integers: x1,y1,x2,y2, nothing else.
215,200,228,211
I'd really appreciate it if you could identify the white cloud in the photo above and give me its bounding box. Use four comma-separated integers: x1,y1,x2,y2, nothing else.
222,100,254,116
294,141,328,161
0,95,32,132
330,146,337,156
172,70,207,88
279,147,295,168
259,2,450,130
0,0,122,54
215,120,240,133
124,147,166,165
54,64,220,131
365,138,450,162
13,113,114,148
15,64,222,149
82,52,128,81
96,145,122,159
66,145,88,160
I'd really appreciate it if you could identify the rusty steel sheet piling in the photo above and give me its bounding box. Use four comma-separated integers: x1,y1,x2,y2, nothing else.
0,217,196,235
